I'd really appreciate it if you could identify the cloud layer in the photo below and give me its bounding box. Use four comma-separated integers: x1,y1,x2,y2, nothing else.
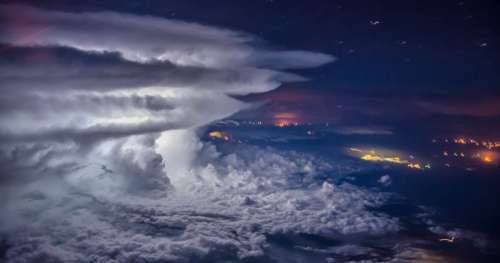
2,144,399,262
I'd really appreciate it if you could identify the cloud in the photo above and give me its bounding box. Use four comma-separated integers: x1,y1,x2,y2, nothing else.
0,4,333,69
0,5,334,231
416,96,500,117
1,144,399,262
377,174,392,186
0,44,303,94
0,4,333,144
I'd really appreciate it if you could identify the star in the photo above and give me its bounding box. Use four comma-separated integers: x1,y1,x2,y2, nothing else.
369,20,382,26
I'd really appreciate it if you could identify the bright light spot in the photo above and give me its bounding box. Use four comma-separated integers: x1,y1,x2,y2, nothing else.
439,236,455,243
274,120,290,127
407,163,422,169
273,112,300,127
360,154,407,164
478,151,497,164
483,155,493,163
208,131,230,141
350,148,430,170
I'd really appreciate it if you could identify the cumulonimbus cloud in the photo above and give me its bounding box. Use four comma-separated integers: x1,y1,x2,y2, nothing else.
0,3,335,197
0,4,334,144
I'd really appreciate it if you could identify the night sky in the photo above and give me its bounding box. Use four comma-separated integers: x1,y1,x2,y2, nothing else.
1,1,500,262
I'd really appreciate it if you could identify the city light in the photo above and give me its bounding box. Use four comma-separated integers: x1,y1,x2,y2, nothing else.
350,148,430,170
208,131,230,141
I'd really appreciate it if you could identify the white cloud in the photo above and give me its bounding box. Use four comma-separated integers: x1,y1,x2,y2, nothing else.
0,4,333,170
378,174,392,187
1,144,399,262
0,4,334,205
0,4,333,69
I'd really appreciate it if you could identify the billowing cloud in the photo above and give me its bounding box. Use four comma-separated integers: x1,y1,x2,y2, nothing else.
0,3,335,204
1,144,399,262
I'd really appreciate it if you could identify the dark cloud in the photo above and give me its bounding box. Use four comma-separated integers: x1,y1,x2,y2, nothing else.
0,45,302,94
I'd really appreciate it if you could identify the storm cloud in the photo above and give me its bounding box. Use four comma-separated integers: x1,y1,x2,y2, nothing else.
0,4,333,143
0,4,408,263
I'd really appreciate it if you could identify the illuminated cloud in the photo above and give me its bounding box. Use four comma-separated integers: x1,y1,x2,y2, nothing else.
0,4,333,143
2,145,399,262
0,4,333,69
0,3,335,211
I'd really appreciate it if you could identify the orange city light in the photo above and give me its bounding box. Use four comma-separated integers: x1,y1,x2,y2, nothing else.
208,131,230,141
478,151,497,164
274,120,289,127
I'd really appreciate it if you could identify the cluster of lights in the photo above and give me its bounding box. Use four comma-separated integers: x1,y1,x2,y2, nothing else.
442,150,497,164
246,121,264,126
434,137,500,150
220,119,322,128
434,137,499,166
350,148,430,170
